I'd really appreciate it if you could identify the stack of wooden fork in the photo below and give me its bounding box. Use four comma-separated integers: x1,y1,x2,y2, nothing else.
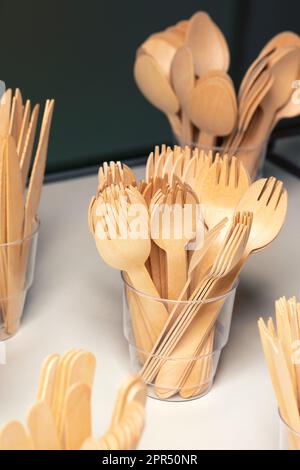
89,146,288,399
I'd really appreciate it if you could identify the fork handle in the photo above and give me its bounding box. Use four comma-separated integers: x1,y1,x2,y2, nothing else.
127,266,169,343
166,249,187,301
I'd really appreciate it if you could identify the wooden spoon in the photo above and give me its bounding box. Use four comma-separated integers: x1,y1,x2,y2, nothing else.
138,36,177,79
134,53,180,133
186,11,230,76
226,70,273,153
239,55,270,101
258,48,300,139
171,46,194,142
258,31,300,59
269,89,300,131
187,73,237,147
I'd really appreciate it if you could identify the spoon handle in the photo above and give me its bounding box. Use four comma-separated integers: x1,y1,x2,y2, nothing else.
197,131,215,148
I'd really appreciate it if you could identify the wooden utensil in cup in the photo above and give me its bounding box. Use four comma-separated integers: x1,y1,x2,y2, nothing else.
186,11,230,76
141,215,250,387
191,155,250,287
180,178,288,397
92,184,168,348
171,46,194,142
150,182,198,300
153,215,251,398
134,54,181,136
187,73,237,147
257,47,300,139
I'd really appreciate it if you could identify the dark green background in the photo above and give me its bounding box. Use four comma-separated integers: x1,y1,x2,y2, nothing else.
1,0,299,173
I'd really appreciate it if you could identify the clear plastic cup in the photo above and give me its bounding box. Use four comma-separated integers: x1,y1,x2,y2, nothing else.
173,135,268,180
0,219,39,340
122,273,237,402
279,409,300,450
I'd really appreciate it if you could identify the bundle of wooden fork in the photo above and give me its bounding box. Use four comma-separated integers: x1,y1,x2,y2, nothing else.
0,349,147,450
89,145,288,399
134,11,300,178
0,88,54,338
259,298,300,450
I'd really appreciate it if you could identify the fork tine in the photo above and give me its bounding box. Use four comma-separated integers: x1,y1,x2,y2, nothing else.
115,201,128,237
103,161,109,178
94,214,108,241
182,155,196,184
146,152,154,182
116,161,123,174
268,180,284,209
225,224,249,272
222,224,244,271
105,203,119,238
162,151,173,179
184,145,191,159
154,151,166,178
212,221,240,273
258,177,277,203
174,185,183,205
165,188,173,206
228,157,238,188
219,154,229,186
123,164,136,187
277,187,288,212
171,153,184,181
154,146,160,162
110,161,116,181
197,149,205,166
207,150,213,166
98,166,105,188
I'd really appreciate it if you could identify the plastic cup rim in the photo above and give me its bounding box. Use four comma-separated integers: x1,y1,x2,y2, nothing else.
121,271,239,305
0,217,40,248
173,133,268,152
278,408,300,438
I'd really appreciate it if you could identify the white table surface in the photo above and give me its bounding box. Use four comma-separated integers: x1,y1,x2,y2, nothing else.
0,162,299,450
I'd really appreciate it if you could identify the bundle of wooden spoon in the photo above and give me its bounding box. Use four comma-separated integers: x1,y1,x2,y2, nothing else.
0,88,54,338
0,349,147,450
134,11,300,178
89,145,288,399
258,297,300,450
